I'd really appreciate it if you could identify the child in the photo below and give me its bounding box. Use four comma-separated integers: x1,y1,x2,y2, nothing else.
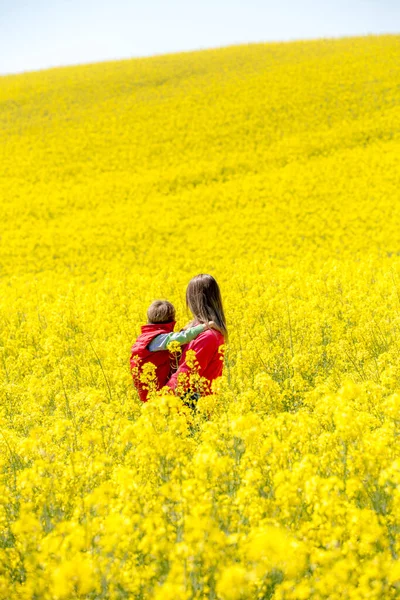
130,300,218,402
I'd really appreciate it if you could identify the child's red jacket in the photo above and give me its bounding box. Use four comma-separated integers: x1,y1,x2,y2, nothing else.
130,322,175,402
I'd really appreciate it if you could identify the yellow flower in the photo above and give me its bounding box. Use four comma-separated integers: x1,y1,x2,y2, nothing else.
216,565,255,600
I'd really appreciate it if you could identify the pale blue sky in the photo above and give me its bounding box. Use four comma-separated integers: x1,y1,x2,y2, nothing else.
0,0,399,75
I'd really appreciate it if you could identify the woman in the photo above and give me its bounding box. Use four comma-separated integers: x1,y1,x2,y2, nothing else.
167,274,227,396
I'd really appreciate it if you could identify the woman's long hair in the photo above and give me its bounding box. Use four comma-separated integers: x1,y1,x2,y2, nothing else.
186,274,228,339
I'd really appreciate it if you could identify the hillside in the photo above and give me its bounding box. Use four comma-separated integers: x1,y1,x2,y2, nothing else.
1,35,400,599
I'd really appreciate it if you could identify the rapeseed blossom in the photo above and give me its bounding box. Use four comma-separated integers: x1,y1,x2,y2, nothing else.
1,34,400,598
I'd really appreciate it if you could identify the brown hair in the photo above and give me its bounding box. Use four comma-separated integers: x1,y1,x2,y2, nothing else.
186,274,227,339
147,300,175,324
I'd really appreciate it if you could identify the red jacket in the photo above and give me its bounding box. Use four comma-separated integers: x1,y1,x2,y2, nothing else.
130,322,175,402
167,328,225,395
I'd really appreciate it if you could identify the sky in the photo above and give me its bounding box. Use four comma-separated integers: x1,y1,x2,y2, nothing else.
0,0,399,75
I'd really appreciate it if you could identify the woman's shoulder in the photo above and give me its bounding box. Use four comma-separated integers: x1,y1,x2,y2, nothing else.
194,328,224,346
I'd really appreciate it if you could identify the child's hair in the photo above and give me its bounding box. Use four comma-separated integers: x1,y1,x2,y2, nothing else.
186,274,228,339
147,300,175,324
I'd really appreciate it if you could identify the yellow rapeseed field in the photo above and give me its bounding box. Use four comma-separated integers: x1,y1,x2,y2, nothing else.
1,34,400,599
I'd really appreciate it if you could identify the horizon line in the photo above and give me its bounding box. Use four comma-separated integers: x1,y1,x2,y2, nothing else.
1,31,398,78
